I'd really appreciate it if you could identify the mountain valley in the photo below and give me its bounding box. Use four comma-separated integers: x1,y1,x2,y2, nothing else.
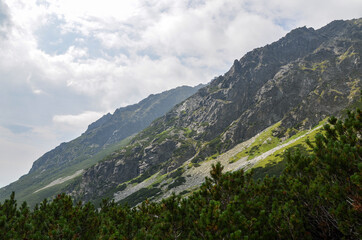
1,18,361,209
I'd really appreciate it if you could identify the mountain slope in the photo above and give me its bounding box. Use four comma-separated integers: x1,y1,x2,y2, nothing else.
68,18,362,205
113,118,327,206
0,85,203,205
29,84,204,174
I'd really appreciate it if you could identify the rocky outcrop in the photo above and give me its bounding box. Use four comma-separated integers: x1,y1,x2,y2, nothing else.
69,19,362,203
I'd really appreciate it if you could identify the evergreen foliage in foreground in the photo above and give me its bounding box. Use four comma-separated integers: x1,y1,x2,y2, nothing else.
0,109,361,239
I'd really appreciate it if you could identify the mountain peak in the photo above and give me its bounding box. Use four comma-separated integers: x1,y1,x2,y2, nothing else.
228,59,242,76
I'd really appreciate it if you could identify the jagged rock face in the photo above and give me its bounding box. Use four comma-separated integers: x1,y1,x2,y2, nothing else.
70,19,362,203
157,26,326,140
79,158,139,200
28,85,203,174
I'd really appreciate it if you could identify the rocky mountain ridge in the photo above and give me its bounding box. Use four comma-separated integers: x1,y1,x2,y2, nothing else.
67,18,362,204
29,85,203,174
0,85,203,205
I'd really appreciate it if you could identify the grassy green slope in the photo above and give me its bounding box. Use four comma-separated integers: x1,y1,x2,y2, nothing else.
108,118,329,207
0,137,132,207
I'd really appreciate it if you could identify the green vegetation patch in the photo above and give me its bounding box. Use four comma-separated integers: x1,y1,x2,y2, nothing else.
130,166,160,185
252,160,286,180
252,120,325,169
300,60,329,73
167,177,186,190
118,187,161,207
183,127,196,138
230,122,281,163
173,140,193,159
206,152,220,161
154,129,173,143
117,184,127,191
207,136,223,153
348,79,361,101
168,168,184,179
200,122,209,127
338,47,357,63
209,85,220,93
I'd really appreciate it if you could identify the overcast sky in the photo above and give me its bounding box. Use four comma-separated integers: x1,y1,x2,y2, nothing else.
0,0,361,188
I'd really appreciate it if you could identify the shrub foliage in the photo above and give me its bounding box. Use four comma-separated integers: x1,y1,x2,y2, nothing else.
1,109,361,239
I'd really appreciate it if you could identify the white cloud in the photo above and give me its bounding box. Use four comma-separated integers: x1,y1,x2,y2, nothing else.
0,0,361,187
53,111,105,131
